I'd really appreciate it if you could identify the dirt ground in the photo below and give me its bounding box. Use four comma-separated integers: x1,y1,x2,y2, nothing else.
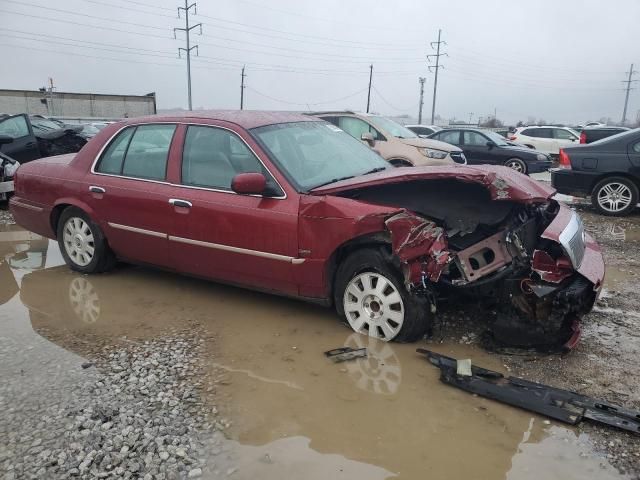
1,200,639,479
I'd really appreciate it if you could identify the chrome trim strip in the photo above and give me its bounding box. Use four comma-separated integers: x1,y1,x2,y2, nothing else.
168,235,305,264
90,121,287,200
107,222,167,239
11,199,43,212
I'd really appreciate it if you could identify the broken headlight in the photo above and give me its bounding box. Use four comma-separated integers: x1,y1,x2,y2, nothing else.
419,148,448,159
536,153,548,162
3,160,19,177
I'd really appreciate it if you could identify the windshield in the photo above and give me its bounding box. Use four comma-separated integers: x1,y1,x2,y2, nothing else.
484,131,509,146
367,116,418,139
251,121,389,191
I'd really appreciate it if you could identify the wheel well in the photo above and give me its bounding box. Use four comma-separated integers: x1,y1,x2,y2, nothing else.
325,232,391,305
388,158,413,167
50,204,72,238
589,173,640,194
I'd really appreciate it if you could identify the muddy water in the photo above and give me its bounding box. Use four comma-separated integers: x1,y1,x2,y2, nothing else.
0,225,627,480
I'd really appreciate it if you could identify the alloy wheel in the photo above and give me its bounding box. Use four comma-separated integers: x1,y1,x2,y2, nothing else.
343,272,404,341
506,159,525,173
63,217,95,267
597,182,633,213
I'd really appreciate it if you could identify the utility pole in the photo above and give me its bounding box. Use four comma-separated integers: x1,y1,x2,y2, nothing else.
366,64,373,113
240,65,246,110
174,0,202,111
47,77,55,116
468,112,473,125
621,63,638,125
427,29,447,124
418,77,426,124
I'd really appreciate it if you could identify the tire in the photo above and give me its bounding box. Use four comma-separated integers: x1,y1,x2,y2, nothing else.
334,247,430,343
591,176,639,216
389,159,413,168
57,206,116,273
504,158,527,174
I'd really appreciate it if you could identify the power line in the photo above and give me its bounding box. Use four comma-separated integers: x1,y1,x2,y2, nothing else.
371,86,411,113
174,0,202,110
245,86,367,108
621,63,638,125
427,29,447,124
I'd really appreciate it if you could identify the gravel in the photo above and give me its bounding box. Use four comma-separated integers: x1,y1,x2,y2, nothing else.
0,335,232,479
0,206,14,225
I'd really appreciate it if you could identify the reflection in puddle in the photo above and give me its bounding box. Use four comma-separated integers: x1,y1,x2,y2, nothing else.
1,225,628,480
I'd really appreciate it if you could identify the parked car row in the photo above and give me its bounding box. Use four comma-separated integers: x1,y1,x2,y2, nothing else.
9,110,604,347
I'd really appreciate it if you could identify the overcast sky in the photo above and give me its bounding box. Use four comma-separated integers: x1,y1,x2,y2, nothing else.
1,0,639,125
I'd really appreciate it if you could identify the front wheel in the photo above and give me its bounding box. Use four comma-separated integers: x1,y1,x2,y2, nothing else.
334,248,430,342
57,207,116,273
591,176,638,216
504,158,527,174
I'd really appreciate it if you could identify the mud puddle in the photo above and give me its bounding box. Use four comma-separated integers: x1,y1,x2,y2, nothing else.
0,226,629,480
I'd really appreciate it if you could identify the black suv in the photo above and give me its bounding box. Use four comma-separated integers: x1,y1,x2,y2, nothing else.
551,128,640,216
428,128,552,174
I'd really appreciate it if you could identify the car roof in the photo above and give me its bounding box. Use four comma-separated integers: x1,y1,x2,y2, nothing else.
125,110,321,130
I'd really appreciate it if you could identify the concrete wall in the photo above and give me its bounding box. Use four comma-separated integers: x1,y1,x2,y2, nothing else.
0,90,156,119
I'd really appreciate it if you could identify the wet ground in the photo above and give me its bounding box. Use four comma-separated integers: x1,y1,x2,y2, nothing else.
1,203,639,479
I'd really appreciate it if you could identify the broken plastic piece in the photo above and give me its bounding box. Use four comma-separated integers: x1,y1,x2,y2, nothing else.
417,349,640,435
324,347,367,363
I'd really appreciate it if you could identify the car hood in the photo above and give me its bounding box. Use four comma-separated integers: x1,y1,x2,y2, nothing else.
397,137,462,152
310,164,555,203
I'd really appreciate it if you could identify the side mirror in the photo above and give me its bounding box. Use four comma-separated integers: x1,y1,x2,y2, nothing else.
0,135,13,146
486,140,496,149
231,172,266,195
361,132,375,145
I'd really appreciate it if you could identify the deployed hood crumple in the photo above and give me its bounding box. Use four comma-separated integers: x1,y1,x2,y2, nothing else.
310,164,555,203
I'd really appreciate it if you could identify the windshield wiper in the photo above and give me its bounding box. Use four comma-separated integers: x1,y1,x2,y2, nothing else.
362,167,387,175
312,175,355,189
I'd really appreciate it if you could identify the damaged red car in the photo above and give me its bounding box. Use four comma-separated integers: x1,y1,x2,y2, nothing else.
9,111,605,347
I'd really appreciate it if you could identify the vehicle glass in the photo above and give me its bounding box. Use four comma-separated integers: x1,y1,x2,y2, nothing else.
521,128,537,137
554,128,577,140
0,115,30,138
633,142,640,153
483,131,509,146
181,126,274,191
463,131,488,146
30,117,63,132
121,124,176,180
252,121,389,191
95,127,135,174
367,116,418,139
410,127,431,135
337,117,380,140
438,130,461,145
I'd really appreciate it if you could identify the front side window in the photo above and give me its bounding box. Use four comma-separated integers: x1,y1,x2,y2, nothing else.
553,128,577,140
0,115,30,138
337,117,380,141
463,131,487,146
633,141,640,153
96,124,176,180
252,121,389,191
181,125,275,191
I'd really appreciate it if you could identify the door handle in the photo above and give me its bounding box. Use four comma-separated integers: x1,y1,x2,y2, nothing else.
89,186,106,194
169,198,192,208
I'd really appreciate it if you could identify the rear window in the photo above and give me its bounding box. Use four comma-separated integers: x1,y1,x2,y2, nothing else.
96,124,176,181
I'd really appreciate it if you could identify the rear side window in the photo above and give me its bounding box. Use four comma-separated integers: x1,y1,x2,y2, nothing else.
437,130,461,145
96,124,176,180
553,128,576,140
463,131,487,146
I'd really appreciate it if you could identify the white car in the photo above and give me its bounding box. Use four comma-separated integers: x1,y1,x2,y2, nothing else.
509,126,580,156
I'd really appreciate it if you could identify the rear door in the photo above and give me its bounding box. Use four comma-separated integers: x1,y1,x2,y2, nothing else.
167,123,300,295
552,128,579,152
0,114,40,162
84,123,177,267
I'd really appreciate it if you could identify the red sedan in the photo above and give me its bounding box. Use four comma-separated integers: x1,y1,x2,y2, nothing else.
10,111,604,346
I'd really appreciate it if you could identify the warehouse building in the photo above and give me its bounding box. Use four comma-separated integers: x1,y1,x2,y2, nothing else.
0,89,157,119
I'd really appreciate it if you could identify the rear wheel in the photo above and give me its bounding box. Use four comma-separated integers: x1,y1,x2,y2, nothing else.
57,207,116,273
334,248,430,342
504,157,527,174
591,176,638,216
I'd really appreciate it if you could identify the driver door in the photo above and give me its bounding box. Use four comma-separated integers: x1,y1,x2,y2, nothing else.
0,114,40,162
462,131,495,165
167,124,300,295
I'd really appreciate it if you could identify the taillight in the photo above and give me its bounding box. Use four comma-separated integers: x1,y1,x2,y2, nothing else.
509,135,517,140
558,149,571,169
579,132,586,144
